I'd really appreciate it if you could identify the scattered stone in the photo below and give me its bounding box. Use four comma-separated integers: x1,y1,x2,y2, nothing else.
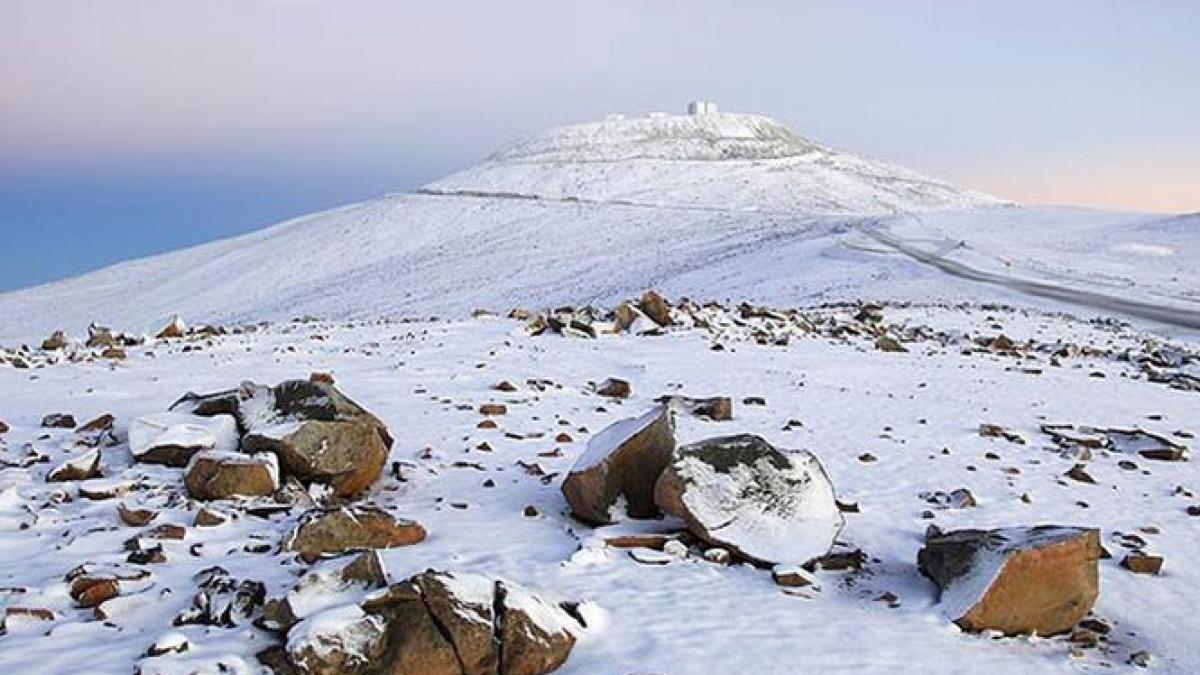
0,420,8,434
875,335,907,353
184,451,279,500
655,434,843,565
145,632,190,657
805,548,867,572
118,504,158,527
1128,650,1151,667
47,448,102,482
920,488,977,509
742,396,767,406
596,378,631,399
561,405,675,526
979,424,1025,444
918,525,1100,635
285,506,427,563
174,567,265,628
77,413,115,433
41,330,69,351
1065,464,1096,484
494,380,518,392
41,413,77,429
194,507,228,527
1121,553,1164,575
772,567,816,588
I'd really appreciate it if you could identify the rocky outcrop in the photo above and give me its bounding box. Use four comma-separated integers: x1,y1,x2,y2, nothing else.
184,451,279,500
561,405,675,525
280,570,583,675
284,507,427,563
918,525,1100,636
654,434,843,565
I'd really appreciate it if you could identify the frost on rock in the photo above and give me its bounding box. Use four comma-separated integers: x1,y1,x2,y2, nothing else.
918,525,1100,636
562,405,675,526
654,434,843,565
129,412,239,467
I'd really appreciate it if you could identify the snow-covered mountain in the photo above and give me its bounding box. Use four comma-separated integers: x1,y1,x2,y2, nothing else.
2,104,1198,345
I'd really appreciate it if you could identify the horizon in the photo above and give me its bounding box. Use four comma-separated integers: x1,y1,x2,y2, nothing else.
3,0,1198,291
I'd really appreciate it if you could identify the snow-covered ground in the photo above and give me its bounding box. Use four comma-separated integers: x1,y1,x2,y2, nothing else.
0,304,1197,673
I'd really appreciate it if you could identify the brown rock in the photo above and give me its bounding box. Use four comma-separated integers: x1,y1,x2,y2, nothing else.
772,568,816,588
1065,464,1096,484
184,451,279,500
595,378,631,399
561,405,675,526
117,504,158,527
41,330,69,351
77,414,115,433
414,572,500,675
74,578,120,608
1121,553,1163,575
478,403,508,416
100,347,126,360
194,507,228,527
918,525,1100,635
875,335,908,353
638,290,673,327
494,380,518,392
285,506,426,563
47,448,102,482
693,397,732,421
246,420,386,498
0,419,8,434
498,583,577,675
288,606,388,675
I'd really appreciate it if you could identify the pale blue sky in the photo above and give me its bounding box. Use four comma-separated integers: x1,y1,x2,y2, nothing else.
2,0,1197,290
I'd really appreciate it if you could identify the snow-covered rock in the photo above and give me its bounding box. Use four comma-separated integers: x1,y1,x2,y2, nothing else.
183,450,279,500
561,405,675,526
128,412,239,467
654,434,843,565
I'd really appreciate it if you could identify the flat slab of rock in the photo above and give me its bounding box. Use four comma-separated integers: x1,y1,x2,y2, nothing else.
129,412,239,467
285,506,427,563
47,448,102,482
561,405,675,526
918,525,1100,636
184,450,279,500
654,434,843,565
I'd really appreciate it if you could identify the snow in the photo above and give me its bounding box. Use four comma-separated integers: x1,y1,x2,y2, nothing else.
285,603,383,658
128,412,239,459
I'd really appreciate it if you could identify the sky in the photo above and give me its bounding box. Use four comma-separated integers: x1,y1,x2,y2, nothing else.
2,0,1198,291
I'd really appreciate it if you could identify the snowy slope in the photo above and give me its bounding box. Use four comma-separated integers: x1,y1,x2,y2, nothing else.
1,107,1198,345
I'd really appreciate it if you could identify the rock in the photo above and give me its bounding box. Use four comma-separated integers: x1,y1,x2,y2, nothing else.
284,506,427,563
918,525,1100,635
118,504,158,527
155,315,187,339
414,572,500,674
101,347,126,360
1121,553,1163,575
129,412,239,467
920,488,977,509
979,423,1025,444
42,413,76,429
41,330,69,351
875,335,907,353
595,378,631,399
692,397,732,421
184,450,279,500
638,290,673,327
194,507,228,527
86,324,116,348
497,581,579,675
772,567,816,588
1106,428,1187,462
145,632,190,657
79,478,134,500
169,387,243,417
655,434,843,565
240,380,392,497
2,607,55,633
74,578,120,608
47,448,102,482
287,605,388,675
0,420,7,434
561,405,675,526
77,413,115,433
1065,464,1096,484
494,380,518,392
175,567,265,628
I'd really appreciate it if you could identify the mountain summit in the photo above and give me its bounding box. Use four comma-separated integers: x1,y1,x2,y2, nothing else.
424,101,1005,214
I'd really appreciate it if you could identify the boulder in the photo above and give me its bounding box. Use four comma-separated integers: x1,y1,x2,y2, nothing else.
561,405,675,526
918,525,1100,635
639,290,673,327
284,506,427,563
498,582,579,675
47,448,102,482
155,315,187,339
86,324,116,348
595,378,631,399
654,434,843,565
129,412,239,467
287,605,388,675
41,330,69,351
240,379,392,497
184,451,279,500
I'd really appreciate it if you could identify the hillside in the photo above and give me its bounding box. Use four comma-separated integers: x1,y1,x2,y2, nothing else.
1,106,1197,345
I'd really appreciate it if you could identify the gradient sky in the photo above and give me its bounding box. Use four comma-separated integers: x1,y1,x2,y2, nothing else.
2,0,1198,291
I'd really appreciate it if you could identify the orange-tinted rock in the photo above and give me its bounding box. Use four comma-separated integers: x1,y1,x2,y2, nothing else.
285,506,426,563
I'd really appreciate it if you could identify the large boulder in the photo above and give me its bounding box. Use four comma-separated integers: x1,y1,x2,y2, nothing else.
284,506,427,563
286,605,388,675
129,412,239,467
638,290,673,327
654,434,843,565
561,405,675,526
240,379,391,497
184,451,279,500
918,525,1100,636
